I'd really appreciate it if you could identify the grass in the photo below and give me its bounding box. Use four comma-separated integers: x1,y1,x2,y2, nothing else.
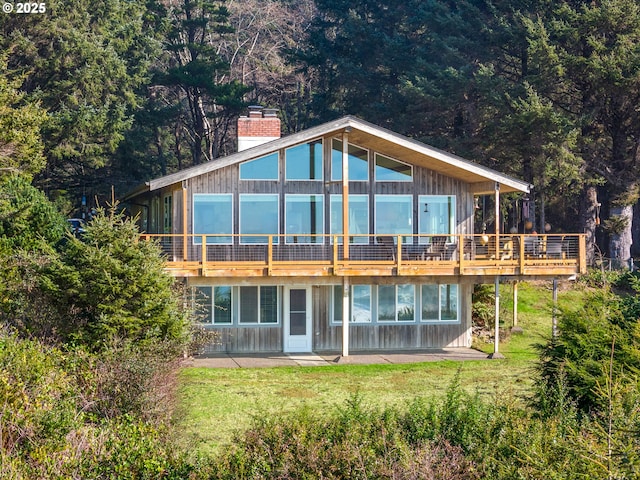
174,280,587,458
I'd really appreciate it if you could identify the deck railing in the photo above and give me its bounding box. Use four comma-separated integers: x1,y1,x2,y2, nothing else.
140,233,587,278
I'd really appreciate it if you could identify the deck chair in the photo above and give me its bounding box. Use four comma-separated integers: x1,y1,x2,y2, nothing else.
462,237,476,260
524,236,540,257
422,236,447,260
376,236,397,261
545,236,564,259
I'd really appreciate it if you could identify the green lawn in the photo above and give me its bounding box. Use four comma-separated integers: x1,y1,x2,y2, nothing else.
174,280,586,458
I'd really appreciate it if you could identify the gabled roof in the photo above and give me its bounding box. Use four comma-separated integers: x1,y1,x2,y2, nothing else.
125,116,530,199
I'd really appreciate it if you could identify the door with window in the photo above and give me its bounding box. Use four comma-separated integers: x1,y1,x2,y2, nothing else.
283,287,312,352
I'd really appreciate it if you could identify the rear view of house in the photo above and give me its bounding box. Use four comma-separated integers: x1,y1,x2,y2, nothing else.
124,107,585,355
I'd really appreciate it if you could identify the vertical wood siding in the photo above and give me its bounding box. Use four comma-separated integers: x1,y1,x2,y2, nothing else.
312,284,472,352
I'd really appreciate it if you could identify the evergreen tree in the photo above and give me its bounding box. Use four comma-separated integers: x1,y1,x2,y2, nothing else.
153,0,250,165
0,0,164,206
0,56,47,180
526,0,640,264
37,206,188,348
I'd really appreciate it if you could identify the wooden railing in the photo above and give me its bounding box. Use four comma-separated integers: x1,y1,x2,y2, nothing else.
140,233,587,278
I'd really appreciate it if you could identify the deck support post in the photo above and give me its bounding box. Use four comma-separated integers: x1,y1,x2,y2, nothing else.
552,278,558,338
182,185,188,261
495,182,501,260
488,276,505,359
513,281,518,327
342,277,350,357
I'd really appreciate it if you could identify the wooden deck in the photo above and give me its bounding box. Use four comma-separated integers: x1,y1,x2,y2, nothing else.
141,233,587,279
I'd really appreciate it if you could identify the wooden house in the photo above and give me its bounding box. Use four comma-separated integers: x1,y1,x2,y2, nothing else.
124,108,586,356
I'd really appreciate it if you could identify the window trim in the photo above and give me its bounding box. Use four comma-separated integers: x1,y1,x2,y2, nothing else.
329,194,370,244
284,194,325,245
374,194,413,244
418,195,456,244
192,193,233,245
374,153,413,182
238,285,280,325
239,152,280,181
239,193,280,245
285,138,324,181
377,284,416,323
420,284,460,323
193,286,233,325
332,284,372,324
331,138,370,182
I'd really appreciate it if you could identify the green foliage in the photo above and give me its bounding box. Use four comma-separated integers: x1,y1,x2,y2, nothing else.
154,0,250,164
0,0,164,202
0,175,67,251
0,55,46,179
215,392,479,479
535,274,640,413
0,332,78,459
0,331,206,479
38,205,188,348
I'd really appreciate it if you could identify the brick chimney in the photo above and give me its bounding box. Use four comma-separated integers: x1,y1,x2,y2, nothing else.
237,106,281,151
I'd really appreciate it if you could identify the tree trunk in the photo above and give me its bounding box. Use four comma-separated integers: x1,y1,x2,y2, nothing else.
580,185,599,265
608,204,633,269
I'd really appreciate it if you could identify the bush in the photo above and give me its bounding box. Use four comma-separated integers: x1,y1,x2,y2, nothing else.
38,205,189,350
0,330,208,479
214,392,481,479
0,331,78,459
71,339,183,423
535,283,640,413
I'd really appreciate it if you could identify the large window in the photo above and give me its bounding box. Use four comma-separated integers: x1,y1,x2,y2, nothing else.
239,153,279,180
239,286,278,324
375,154,412,181
378,285,415,322
375,195,413,243
239,194,279,244
285,194,324,244
332,283,459,325
333,285,372,323
330,194,369,244
193,194,232,244
194,286,232,325
419,195,456,243
421,284,458,322
331,139,369,181
285,139,323,180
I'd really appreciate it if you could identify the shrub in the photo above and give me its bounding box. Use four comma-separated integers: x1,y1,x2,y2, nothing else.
214,393,480,479
38,205,189,350
535,285,640,413
70,339,183,423
0,330,208,479
0,331,78,458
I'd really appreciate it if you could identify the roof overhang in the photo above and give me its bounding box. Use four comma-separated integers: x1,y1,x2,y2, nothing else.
123,116,531,199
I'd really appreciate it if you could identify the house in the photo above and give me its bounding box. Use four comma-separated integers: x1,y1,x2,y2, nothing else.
124,107,586,356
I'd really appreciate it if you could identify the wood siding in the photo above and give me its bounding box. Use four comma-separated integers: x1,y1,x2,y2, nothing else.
202,326,282,354
175,135,475,241
312,284,472,351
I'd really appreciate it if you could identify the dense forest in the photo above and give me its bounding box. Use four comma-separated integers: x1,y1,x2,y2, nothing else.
2,0,640,263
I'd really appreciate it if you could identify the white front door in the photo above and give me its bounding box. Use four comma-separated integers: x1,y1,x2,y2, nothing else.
283,287,313,352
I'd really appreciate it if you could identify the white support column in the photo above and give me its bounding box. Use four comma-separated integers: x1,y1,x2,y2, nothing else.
342,277,350,357
489,276,505,359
